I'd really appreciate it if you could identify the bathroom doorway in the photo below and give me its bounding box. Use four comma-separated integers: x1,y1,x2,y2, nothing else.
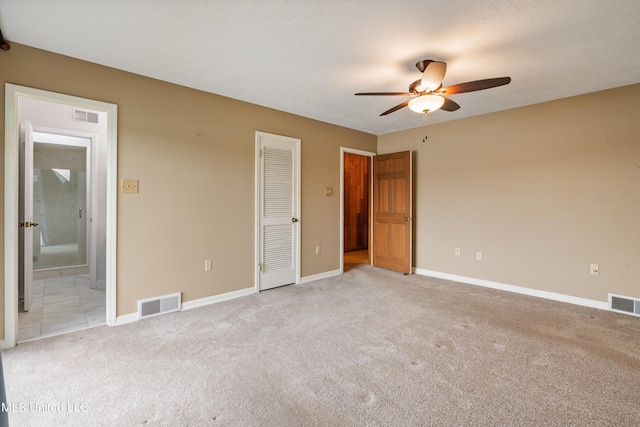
4,84,118,349
17,99,107,342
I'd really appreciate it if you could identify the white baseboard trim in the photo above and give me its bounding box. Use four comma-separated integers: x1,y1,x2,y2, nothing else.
300,269,342,284
114,287,256,326
115,312,138,326
182,287,255,311
413,268,608,311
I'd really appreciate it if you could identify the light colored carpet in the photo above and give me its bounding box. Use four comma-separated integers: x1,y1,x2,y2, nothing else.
2,264,639,426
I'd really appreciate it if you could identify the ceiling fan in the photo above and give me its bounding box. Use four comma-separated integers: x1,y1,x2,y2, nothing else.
355,59,511,116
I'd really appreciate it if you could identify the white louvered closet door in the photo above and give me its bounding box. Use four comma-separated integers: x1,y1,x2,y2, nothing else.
257,132,300,291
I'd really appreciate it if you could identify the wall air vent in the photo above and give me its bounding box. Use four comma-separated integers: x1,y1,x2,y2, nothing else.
609,293,640,317
73,109,99,124
138,292,181,319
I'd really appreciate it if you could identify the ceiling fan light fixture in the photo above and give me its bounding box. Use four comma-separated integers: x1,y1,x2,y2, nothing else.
408,94,445,113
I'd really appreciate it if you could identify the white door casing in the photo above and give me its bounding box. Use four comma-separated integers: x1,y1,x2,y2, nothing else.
255,131,300,291
4,83,118,349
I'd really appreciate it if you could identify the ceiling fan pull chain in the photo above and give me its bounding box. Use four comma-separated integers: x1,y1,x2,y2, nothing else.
422,112,428,143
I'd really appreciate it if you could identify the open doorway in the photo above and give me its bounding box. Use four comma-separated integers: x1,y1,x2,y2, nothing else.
18,123,105,342
32,135,91,273
340,147,375,272
18,102,106,342
4,84,118,349
340,148,413,275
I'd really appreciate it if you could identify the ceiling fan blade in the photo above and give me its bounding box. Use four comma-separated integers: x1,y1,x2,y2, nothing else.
415,59,433,73
441,77,511,95
380,100,410,116
421,61,447,91
440,97,461,112
355,92,413,96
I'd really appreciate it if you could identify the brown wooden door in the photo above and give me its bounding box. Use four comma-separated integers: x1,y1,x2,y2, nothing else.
373,151,412,274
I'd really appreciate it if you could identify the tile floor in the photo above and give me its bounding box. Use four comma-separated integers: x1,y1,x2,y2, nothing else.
18,274,106,342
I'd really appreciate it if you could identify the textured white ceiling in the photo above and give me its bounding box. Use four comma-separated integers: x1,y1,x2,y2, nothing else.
1,0,639,135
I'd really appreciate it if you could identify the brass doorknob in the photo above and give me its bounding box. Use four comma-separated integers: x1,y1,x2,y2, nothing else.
19,221,39,228
292,218,299,223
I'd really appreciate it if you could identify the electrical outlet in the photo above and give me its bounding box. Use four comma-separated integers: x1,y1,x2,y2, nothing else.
476,252,482,261
325,187,333,196
205,259,212,271
590,264,599,275
315,246,321,255
455,248,461,256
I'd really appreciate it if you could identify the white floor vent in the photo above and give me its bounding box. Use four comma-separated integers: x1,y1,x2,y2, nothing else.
608,293,640,317
138,292,181,319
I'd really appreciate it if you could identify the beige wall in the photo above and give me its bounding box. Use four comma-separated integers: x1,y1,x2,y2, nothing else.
1,44,376,338
379,84,640,302
3,43,637,342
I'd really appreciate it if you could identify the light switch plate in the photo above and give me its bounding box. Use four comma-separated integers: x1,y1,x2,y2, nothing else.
325,187,333,196
123,180,139,194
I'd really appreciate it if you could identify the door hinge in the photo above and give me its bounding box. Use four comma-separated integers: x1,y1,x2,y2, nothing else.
258,263,263,272
259,149,263,157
